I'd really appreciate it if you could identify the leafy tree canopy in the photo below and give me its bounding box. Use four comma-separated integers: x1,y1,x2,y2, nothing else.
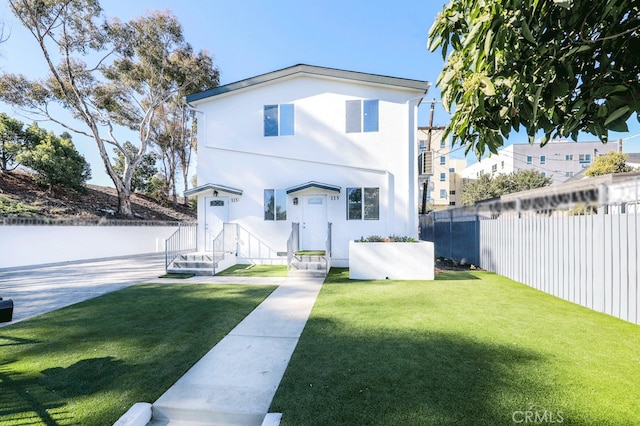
18,124,91,192
429,0,640,159
0,113,31,172
112,141,157,194
585,151,634,176
1,1,219,216
461,169,552,205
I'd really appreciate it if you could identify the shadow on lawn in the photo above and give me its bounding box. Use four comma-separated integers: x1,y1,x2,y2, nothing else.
0,360,70,425
272,318,554,425
0,284,276,425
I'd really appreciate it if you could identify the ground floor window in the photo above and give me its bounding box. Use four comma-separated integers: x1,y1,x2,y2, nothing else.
264,189,287,220
347,187,379,220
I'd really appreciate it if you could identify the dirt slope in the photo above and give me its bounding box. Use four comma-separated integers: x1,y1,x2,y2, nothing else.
0,170,196,222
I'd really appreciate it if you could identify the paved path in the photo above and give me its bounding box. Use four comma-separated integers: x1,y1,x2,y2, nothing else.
1,257,325,425
0,254,167,326
149,276,324,426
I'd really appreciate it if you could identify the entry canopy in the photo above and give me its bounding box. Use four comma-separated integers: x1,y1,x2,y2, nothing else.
184,183,243,197
286,181,341,195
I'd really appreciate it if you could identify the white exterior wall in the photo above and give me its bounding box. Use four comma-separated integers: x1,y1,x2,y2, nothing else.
462,140,619,184
0,226,176,269
192,74,424,266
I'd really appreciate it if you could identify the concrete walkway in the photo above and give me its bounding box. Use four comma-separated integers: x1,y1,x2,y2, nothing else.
0,254,167,326
1,257,324,425
148,276,324,426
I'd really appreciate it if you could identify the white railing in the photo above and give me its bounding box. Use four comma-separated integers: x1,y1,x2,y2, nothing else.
287,222,300,271
325,222,332,274
211,223,239,274
164,223,198,271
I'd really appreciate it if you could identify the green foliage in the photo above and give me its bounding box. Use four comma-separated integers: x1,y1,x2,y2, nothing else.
585,151,634,177
461,169,551,205
2,1,219,216
17,126,91,192
429,0,640,158
0,113,31,172
356,235,418,242
112,141,157,193
0,194,40,217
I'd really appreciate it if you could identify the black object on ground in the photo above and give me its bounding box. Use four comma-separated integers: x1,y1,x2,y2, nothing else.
0,298,14,323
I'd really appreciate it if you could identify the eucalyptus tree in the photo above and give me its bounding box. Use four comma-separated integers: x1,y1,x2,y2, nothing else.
0,0,218,216
429,0,640,159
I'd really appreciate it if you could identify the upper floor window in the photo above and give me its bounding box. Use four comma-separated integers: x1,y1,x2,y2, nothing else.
440,139,446,149
419,140,427,152
440,156,446,165
449,167,455,173
346,99,379,133
526,156,533,164
492,164,497,172
566,154,574,161
264,189,287,220
440,189,447,199
540,155,546,165
347,187,379,220
264,104,294,137
579,154,591,164
440,172,446,182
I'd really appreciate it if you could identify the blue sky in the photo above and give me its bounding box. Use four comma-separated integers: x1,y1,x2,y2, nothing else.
1,0,638,187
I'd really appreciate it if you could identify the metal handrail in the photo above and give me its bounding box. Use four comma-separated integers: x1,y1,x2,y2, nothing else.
164,223,197,272
211,229,225,275
287,222,300,271
325,222,332,274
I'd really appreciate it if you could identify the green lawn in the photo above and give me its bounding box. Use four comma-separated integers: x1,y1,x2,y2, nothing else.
270,269,640,425
216,263,289,277
0,283,276,425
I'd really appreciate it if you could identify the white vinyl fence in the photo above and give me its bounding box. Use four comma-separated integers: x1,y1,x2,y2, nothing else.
480,209,638,324
422,173,640,325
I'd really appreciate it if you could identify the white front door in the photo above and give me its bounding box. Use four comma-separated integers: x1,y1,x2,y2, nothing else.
301,195,327,250
205,197,229,251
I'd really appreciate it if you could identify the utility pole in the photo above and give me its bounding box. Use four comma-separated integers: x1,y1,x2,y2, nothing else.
419,100,446,214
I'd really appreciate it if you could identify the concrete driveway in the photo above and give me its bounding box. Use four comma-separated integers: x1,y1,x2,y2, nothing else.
0,253,166,326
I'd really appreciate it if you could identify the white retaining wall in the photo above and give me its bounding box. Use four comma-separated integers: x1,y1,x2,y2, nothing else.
0,226,179,269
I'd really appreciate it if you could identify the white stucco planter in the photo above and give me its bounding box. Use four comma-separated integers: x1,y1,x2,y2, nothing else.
349,241,434,280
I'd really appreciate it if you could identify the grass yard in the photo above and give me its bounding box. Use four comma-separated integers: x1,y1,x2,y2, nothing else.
216,263,289,277
270,269,640,425
0,283,276,425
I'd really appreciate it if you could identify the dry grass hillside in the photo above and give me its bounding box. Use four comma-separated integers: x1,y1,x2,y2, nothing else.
0,170,196,222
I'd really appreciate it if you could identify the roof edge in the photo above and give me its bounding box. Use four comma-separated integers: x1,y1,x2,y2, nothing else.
187,64,430,103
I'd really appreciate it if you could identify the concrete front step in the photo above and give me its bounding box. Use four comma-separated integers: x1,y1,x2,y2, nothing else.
290,261,325,270
148,404,266,425
167,268,214,276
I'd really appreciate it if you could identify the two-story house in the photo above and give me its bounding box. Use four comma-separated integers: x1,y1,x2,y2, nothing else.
181,64,429,272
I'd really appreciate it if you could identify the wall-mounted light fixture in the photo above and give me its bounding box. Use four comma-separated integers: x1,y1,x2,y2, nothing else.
213,190,219,197
293,197,298,205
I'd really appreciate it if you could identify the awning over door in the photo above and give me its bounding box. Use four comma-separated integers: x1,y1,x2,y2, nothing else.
184,183,243,197
286,181,341,195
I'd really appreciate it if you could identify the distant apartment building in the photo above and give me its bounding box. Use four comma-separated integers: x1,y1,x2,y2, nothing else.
417,127,467,208
460,140,620,185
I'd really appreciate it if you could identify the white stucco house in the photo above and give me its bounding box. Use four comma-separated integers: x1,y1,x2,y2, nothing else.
178,64,430,273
